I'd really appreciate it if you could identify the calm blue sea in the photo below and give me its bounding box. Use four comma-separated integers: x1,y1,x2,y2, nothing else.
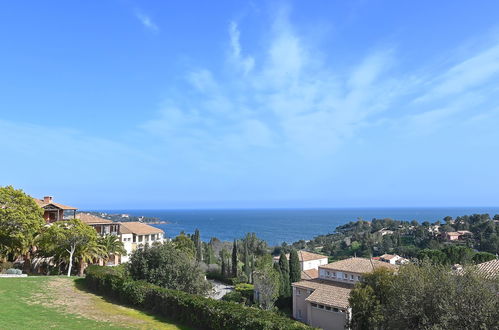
95,208,499,246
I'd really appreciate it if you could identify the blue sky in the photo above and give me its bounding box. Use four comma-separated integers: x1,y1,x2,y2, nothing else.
1,1,499,209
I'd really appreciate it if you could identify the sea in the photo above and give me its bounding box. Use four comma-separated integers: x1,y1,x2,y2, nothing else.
96,207,499,246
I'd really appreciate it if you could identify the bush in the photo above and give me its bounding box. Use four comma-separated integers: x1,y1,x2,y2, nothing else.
222,290,246,304
235,283,254,301
85,266,312,330
0,261,13,273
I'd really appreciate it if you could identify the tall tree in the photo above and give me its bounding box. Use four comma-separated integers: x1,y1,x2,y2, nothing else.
128,242,211,294
289,249,301,283
278,251,291,297
243,241,251,281
231,239,238,277
0,186,44,270
39,218,100,276
253,254,280,310
192,228,203,262
99,235,126,265
172,233,196,259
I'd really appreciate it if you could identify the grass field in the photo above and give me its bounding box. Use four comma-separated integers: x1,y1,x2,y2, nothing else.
0,276,190,330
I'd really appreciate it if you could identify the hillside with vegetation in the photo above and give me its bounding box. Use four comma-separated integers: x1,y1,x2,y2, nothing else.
287,214,499,265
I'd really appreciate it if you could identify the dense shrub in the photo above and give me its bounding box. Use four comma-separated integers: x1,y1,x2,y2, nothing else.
128,243,211,294
85,266,312,330
0,261,13,273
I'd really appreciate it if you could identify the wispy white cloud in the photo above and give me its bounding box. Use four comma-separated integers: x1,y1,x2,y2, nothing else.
135,11,159,32
141,8,499,164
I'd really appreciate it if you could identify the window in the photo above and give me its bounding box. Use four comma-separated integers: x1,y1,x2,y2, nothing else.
333,272,336,277
333,308,339,312
296,289,301,296
325,306,331,311
326,271,330,276
343,273,348,279
357,275,362,281
311,303,318,308
138,235,143,242
318,305,324,309
350,274,354,281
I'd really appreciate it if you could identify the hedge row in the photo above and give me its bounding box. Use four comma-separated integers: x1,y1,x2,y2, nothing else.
85,266,312,330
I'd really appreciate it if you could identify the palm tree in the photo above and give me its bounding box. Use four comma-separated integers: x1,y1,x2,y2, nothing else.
77,240,106,276
99,235,126,265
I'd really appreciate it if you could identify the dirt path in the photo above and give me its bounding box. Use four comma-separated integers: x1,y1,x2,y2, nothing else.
28,277,187,329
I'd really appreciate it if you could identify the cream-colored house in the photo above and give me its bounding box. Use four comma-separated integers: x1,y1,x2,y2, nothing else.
273,250,329,280
292,257,397,330
118,222,165,263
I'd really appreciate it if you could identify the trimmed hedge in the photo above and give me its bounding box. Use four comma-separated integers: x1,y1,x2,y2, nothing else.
85,266,312,330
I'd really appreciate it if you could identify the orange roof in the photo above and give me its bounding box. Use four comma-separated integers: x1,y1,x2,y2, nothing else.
77,213,113,225
301,269,319,280
293,279,353,309
118,222,164,235
33,198,77,210
320,257,398,274
298,250,328,262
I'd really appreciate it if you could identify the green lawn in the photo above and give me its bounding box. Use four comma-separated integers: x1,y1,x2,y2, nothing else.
0,276,189,330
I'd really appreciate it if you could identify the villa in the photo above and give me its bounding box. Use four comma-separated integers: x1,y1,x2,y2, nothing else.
118,221,165,263
33,196,77,223
273,250,329,280
442,231,472,241
292,257,397,330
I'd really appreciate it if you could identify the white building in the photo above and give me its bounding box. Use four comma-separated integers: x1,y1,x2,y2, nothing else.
379,254,409,265
118,222,165,263
273,250,329,280
292,257,398,330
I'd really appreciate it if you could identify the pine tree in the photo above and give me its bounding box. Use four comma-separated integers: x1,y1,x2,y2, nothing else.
232,239,238,278
289,249,301,283
278,252,291,297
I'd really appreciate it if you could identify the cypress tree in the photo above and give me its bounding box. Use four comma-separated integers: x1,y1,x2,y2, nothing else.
193,228,203,262
232,239,238,277
278,252,291,297
289,249,301,283
243,241,251,281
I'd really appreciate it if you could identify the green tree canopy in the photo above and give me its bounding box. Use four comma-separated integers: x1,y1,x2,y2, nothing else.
128,242,211,295
39,218,101,276
0,186,44,264
172,233,196,259
289,249,301,283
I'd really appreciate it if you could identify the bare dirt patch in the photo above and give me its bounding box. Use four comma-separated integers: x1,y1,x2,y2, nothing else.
27,277,178,329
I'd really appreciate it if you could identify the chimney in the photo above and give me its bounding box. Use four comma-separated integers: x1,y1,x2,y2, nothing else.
43,196,53,203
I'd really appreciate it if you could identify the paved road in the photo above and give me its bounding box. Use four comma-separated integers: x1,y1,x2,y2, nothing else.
207,280,234,300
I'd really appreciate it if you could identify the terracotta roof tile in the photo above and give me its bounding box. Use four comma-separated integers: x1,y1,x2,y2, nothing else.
293,279,353,309
33,198,77,210
298,250,328,262
320,257,397,274
77,213,113,225
118,222,164,235
301,269,319,280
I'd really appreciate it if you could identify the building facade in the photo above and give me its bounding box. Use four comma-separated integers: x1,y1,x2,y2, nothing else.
292,257,397,330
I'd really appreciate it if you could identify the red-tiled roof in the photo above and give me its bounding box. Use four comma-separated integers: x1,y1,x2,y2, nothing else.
118,222,164,235
33,198,77,210
320,257,398,274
